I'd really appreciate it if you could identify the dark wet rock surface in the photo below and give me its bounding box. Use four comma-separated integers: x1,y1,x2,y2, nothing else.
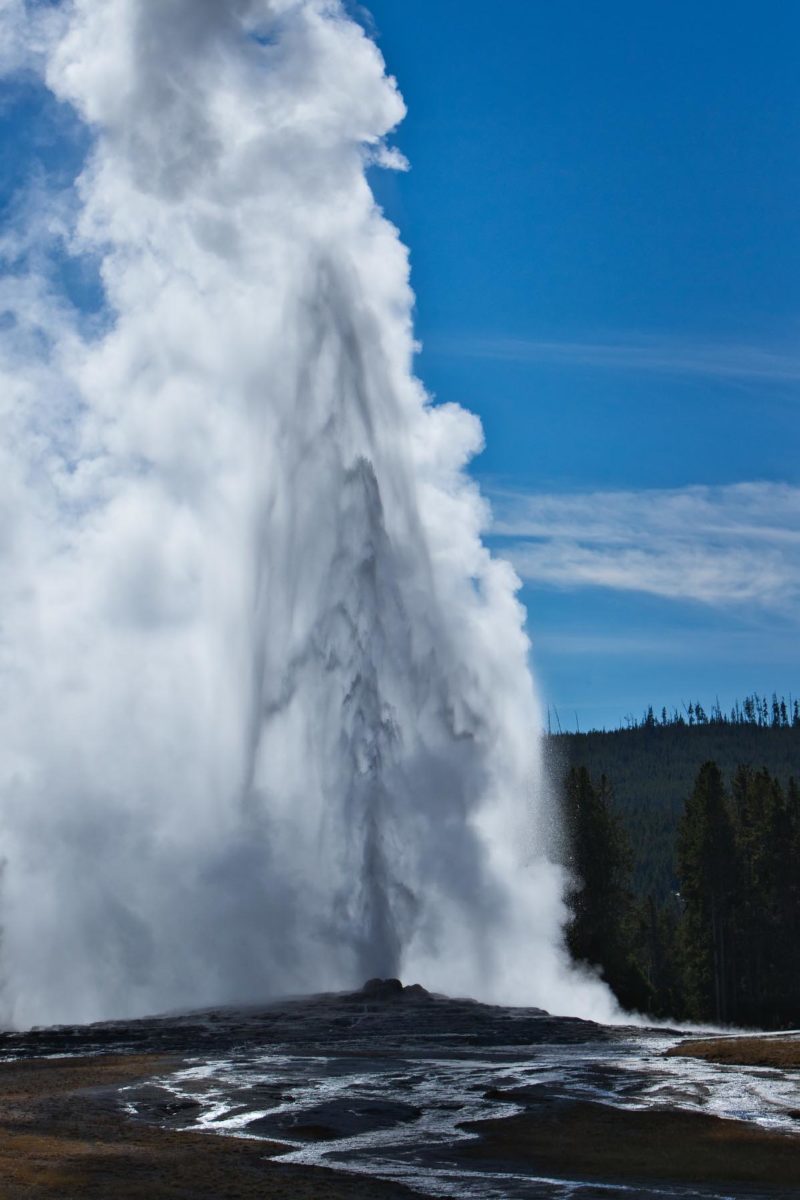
0,977,608,1062
247,1096,423,1141
2,982,799,1199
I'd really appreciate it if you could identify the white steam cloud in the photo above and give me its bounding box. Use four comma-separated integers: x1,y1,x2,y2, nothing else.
0,0,614,1028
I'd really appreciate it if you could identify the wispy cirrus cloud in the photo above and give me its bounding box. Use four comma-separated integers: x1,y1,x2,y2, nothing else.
434,334,800,384
492,482,800,610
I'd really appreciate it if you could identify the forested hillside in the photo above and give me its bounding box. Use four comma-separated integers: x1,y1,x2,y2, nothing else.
554,695,800,1027
550,699,800,900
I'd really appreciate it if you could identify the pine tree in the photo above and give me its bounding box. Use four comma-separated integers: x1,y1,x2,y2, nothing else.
733,769,800,1025
562,768,649,1010
635,894,683,1018
677,762,737,1022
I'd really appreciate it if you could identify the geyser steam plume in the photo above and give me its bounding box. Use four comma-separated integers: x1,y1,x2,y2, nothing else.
0,0,614,1028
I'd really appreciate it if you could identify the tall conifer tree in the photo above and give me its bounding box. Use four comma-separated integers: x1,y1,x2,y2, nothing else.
677,762,736,1022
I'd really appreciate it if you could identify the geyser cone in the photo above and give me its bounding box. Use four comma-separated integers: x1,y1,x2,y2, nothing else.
0,0,616,1028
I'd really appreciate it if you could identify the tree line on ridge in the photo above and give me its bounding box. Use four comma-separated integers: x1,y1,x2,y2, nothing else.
558,694,800,1028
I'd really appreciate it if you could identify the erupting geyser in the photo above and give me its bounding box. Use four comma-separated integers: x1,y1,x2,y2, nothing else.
0,0,614,1028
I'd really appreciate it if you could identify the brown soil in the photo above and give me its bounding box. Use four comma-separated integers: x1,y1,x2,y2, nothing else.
0,1055,419,1199
5,1049,800,1197
667,1036,800,1070
459,1099,800,1193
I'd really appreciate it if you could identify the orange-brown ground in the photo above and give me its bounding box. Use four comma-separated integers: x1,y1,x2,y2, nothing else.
0,1055,419,1199
459,1098,800,1193
4,1050,800,1197
667,1036,800,1070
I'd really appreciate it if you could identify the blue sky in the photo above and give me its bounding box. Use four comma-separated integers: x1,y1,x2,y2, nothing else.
2,2,798,731
364,0,800,729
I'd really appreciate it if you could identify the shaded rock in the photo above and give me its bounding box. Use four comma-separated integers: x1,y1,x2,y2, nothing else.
358,979,431,1002
247,1097,422,1142
360,978,405,999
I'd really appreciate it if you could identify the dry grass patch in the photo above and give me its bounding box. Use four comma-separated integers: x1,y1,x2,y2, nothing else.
459,1099,800,1192
666,1037,800,1070
0,1054,419,1199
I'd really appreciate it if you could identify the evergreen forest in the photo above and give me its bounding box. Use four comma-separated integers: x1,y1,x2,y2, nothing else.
555,694,800,1028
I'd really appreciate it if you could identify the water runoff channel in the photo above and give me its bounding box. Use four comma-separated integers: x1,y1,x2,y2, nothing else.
4,981,799,1199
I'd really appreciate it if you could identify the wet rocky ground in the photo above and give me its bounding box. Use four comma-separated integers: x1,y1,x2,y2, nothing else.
1,980,799,1199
